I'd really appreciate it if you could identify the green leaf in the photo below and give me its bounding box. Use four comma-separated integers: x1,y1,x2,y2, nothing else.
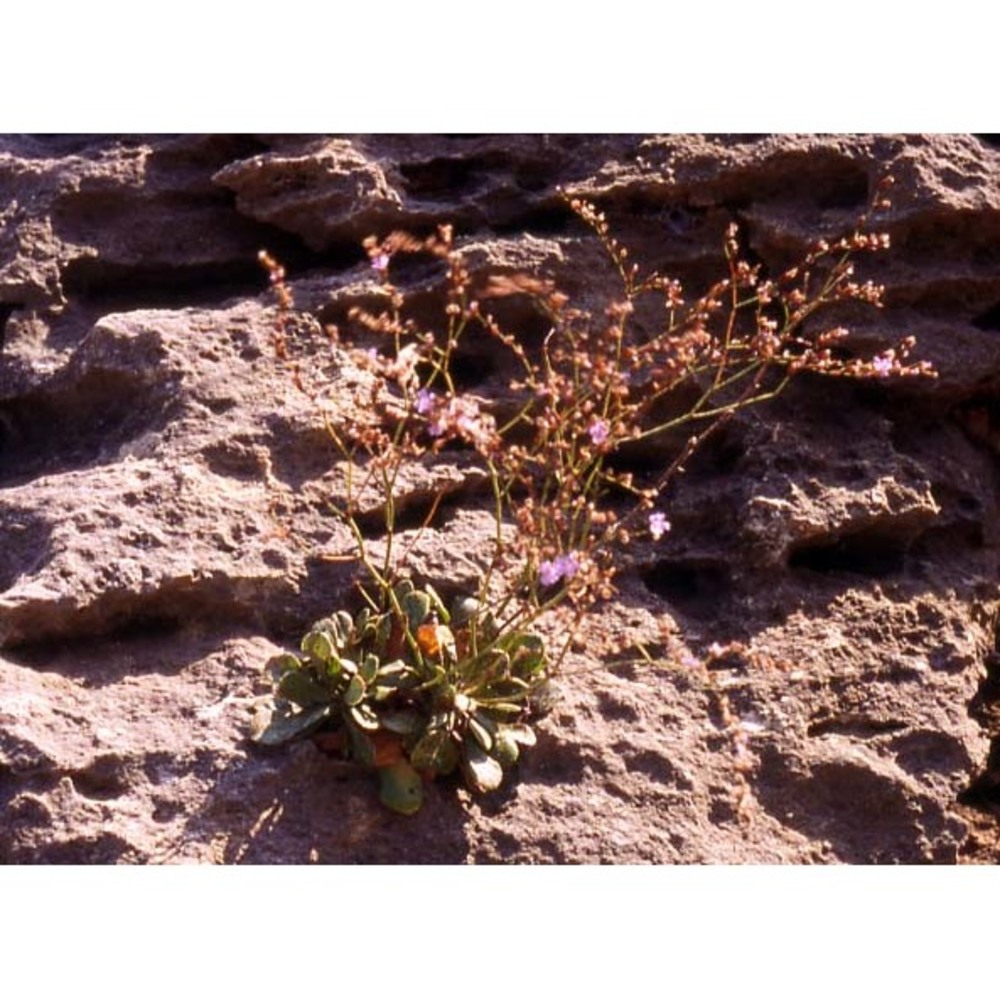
360,653,379,685
370,660,422,698
460,736,504,793
490,729,520,767
310,616,338,637
376,659,414,680
251,704,331,747
277,670,331,707
346,720,376,766
378,762,424,816
354,606,372,634
462,649,511,689
468,712,495,753
379,710,424,736
375,613,393,656
424,583,451,624
301,629,335,664
334,610,355,646
349,702,380,731
496,676,532,693
266,652,301,680
505,723,537,747
401,591,432,632
480,701,526,716
409,728,459,774
343,674,367,707
507,633,547,677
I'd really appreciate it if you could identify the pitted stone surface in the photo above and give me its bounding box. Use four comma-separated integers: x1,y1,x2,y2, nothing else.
2,134,1000,863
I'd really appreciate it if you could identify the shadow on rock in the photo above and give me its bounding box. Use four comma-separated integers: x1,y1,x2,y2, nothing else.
189,740,474,863
751,742,968,863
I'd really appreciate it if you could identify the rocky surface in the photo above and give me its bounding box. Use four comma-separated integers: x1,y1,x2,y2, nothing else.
2,133,1000,864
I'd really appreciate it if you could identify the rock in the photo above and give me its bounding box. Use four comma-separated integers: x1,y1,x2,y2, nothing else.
2,134,1000,863
213,138,404,250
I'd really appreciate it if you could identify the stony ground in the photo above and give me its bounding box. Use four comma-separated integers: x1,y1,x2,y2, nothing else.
2,133,1000,863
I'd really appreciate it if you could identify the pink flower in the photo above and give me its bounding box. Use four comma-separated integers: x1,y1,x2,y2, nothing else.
416,388,436,415
649,511,671,540
588,418,610,446
872,355,893,377
539,553,580,587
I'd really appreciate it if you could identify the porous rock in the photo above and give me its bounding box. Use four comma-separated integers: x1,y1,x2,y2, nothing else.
3,134,1000,863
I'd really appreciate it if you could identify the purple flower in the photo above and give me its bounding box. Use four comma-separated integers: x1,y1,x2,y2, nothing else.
648,511,671,540
588,418,610,446
556,553,580,579
872,355,893,378
371,253,390,272
538,552,581,587
416,388,436,415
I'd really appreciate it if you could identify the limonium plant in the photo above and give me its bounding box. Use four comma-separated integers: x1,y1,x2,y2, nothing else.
252,175,935,814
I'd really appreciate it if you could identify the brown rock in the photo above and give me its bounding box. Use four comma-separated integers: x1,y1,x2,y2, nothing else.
2,134,1000,863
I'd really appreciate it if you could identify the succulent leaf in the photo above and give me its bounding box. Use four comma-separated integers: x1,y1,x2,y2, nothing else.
424,582,451,624
267,652,301,678
378,761,424,815
460,736,504,793
379,710,425,735
301,629,336,664
481,701,526,716
375,613,393,655
490,729,520,767
349,702,380,731
410,727,459,774
347,720,376,766
344,674,367,707
252,704,331,747
334,610,355,646
506,633,546,676
376,659,416,685
277,670,331,707
360,652,379,685
401,591,432,632
468,712,496,753
505,723,537,747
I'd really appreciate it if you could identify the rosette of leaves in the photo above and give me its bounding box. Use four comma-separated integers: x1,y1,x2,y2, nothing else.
251,581,550,815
